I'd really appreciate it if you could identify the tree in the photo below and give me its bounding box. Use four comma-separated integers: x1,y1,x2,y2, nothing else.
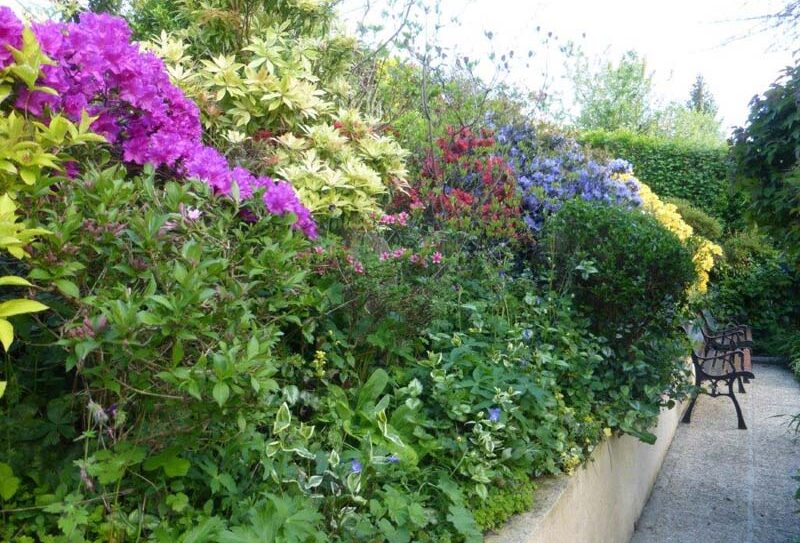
731,62,800,259
571,50,656,132
749,0,800,48
686,74,718,116
656,104,724,145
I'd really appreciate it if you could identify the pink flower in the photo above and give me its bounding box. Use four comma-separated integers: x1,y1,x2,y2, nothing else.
410,254,420,264
379,212,410,227
432,252,443,264
379,251,390,261
180,204,202,221
314,246,325,254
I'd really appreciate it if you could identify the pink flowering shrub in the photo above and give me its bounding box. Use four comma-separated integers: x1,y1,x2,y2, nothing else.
1,10,316,237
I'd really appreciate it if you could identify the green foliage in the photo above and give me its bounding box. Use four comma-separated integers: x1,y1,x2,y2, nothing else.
731,62,800,258
580,129,730,216
654,104,724,147
709,229,799,354
665,197,723,241
143,2,409,229
571,50,655,132
686,74,718,116
470,479,535,531
0,5,703,540
547,199,696,351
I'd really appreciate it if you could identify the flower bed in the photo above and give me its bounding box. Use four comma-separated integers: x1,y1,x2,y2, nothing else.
0,5,714,542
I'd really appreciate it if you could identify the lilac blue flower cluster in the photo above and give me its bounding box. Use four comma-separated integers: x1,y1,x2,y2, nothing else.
0,10,316,237
497,124,641,231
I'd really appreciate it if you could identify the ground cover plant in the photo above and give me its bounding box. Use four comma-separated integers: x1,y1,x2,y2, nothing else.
0,4,712,542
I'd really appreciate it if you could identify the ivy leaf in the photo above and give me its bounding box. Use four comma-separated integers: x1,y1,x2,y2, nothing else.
0,462,20,501
273,402,291,434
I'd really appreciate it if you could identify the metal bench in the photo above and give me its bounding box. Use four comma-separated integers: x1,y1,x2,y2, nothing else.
695,312,753,395
682,348,755,429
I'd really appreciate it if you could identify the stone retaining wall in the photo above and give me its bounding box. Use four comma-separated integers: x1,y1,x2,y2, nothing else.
487,402,686,543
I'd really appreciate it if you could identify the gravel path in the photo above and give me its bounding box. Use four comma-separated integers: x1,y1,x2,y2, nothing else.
630,363,800,543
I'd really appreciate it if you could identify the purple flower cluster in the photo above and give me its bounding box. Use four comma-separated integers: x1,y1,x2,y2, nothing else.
0,7,21,69
0,9,316,238
497,124,641,232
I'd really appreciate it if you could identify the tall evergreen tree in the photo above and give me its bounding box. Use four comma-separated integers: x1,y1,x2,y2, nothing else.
686,74,718,116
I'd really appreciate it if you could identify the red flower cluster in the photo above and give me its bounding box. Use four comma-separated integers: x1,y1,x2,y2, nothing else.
438,126,495,164
399,125,526,242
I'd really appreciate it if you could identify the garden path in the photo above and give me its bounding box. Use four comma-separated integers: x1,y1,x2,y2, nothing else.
630,363,800,543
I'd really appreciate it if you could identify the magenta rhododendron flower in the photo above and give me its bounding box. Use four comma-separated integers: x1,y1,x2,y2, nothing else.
0,7,22,69
0,10,317,238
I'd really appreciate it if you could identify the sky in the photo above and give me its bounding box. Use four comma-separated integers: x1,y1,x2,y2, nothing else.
3,0,796,133
340,0,797,134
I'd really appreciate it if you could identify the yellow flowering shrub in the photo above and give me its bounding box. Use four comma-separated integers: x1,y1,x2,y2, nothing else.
614,172,722,293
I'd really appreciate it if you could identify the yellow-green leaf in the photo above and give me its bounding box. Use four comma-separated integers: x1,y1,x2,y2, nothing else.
0,462,20,501
19,167,36,185
0,276,32,287
0,381,5,399
0,319,13,351
0,299,48,318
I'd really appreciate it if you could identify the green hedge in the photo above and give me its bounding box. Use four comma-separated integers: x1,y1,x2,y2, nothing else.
580,129,730,216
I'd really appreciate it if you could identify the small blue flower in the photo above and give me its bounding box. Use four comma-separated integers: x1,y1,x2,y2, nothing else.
351,459,362,473
521,329,533,342
387,455,399,464
488,407,502,422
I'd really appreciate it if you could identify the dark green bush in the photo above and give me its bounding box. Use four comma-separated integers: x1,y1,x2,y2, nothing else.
731,62,800,258
709,229,800,355
547,200,696,350
665,197,724,240
580,129,729,216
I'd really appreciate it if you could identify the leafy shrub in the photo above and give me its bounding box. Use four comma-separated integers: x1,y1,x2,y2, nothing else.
629,177,722,293
709,229,799,354
8,11,317,237
665,197,724,240
146,6,409,228
580,129,729,216
0,5,703,541
731,62,800,257
547,199,696,350
4,165,330,542
396,124,528,244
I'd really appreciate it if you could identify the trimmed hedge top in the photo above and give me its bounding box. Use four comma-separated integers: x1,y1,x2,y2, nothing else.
580,129,730,216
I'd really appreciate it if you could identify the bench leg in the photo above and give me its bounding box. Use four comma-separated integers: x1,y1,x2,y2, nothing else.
737,375,746,393
682,392,698,424
728,380,747,430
